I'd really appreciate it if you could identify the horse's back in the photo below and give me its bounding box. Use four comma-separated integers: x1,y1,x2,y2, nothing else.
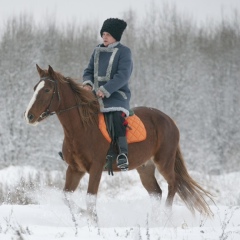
132,106,179,147
132,106,176,128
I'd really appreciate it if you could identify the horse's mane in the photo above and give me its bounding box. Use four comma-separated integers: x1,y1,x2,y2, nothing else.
53,71,100,127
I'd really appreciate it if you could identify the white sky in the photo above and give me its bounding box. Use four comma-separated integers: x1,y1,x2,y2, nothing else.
0,0,240,27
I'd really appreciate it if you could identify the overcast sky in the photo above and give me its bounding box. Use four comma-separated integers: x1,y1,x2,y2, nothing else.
0,0,240,27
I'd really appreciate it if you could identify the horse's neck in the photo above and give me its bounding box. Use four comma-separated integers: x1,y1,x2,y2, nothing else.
56,83,98,140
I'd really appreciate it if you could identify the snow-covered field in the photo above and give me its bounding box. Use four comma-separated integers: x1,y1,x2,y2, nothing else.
0,166,239,240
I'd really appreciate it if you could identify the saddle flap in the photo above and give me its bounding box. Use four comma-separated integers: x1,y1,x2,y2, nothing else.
98,113,147,144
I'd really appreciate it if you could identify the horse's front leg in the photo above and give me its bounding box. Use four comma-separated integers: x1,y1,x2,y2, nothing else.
63,166,86,215
86,163,103,224
64,166,85,192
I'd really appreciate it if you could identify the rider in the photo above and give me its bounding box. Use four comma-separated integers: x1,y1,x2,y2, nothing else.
82,18,133,170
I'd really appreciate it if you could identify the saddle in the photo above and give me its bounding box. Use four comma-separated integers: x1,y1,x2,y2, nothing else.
98,113,147,143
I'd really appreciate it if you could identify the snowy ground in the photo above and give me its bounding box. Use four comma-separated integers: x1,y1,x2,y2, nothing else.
0,166,240,240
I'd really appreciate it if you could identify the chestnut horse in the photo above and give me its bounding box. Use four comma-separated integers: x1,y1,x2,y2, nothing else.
25,65,213,219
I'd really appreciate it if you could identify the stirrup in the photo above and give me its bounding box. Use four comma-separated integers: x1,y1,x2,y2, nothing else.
117,153,129,170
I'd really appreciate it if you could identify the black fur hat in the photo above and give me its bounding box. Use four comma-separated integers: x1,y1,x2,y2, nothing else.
100,18,127,41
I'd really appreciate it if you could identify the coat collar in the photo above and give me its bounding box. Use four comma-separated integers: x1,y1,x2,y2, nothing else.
99,42,120,48
107,42,120,48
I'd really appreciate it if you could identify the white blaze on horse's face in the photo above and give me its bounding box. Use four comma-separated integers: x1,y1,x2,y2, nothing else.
25,81,45,126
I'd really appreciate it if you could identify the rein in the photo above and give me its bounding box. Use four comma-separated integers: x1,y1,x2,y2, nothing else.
39,77,81,120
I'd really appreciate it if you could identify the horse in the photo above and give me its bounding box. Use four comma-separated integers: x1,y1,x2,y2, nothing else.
25,65,214,220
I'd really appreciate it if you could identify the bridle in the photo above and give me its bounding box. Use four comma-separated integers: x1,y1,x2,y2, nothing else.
38,77,60,120
38,77,81,121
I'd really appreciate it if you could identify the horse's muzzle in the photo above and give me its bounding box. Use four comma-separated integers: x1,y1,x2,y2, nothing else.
27,113,35,122
24,110,34,123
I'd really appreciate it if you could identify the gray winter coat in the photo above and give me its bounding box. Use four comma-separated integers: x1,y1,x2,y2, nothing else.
83,42,133,116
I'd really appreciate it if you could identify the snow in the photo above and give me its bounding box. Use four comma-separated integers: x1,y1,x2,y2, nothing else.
1,4,240,239
0,166,240,239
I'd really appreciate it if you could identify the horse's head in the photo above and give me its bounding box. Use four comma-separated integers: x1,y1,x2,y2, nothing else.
25,65,60,126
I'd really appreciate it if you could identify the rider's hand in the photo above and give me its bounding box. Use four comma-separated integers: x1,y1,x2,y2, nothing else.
83,85,93,91
97,90,105,98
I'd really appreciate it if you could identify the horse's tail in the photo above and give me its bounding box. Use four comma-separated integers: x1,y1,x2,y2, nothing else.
174,145,214,216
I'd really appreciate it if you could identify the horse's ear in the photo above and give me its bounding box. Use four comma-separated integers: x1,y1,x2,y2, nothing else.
48,65,55,78
36,64,45,77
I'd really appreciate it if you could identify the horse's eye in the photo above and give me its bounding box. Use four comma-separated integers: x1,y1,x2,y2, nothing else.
45,89,50,93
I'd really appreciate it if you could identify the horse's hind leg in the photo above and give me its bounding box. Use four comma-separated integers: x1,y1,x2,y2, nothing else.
137,160,162,199
154,155,177,208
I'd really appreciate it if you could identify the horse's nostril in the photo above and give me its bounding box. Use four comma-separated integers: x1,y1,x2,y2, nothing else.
28,114,34,122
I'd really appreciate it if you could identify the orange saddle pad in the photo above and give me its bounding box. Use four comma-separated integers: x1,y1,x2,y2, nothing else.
98,113,147,143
